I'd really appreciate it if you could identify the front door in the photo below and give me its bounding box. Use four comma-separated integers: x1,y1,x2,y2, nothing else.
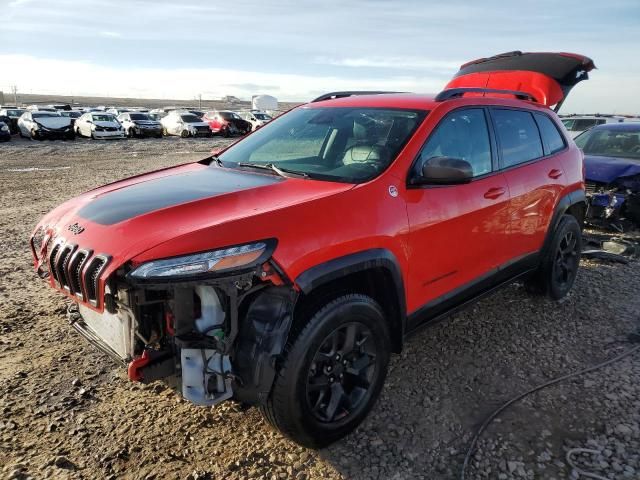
404,108,511,322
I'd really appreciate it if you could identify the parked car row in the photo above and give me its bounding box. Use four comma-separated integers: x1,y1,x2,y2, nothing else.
0,105,272,141
0,106,273,141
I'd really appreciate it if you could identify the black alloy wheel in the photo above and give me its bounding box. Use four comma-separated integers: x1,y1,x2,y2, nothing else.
260,294,390,448
553,229,579,289
526,214,582,300
306,322,377,423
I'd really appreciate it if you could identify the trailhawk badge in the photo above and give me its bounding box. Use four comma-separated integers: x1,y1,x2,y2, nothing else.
67,222,85,235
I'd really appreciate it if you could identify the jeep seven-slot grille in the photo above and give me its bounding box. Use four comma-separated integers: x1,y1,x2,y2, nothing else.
48,239,109,306
84,256,108,303
48,243,61,282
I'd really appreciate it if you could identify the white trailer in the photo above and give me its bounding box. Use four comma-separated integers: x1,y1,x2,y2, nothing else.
252,95,278,114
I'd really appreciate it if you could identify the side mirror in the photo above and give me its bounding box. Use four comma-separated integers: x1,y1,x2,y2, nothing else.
414,156,473,185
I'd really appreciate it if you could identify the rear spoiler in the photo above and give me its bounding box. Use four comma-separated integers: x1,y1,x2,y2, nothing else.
443,51,595,111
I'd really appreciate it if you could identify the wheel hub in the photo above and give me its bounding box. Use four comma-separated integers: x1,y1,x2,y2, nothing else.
306,322,377,423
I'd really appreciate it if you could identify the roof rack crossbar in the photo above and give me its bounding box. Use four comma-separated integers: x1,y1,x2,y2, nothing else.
435,87,538,103
311,91,401,103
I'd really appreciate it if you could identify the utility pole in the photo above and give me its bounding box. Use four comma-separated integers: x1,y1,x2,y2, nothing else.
198,94,202,110
11,85,18,106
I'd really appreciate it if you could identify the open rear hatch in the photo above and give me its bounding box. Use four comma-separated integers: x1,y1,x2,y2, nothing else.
444,51,595,111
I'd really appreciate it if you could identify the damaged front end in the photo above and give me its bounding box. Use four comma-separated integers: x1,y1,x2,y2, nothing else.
37,235,298,408
585,174,640,231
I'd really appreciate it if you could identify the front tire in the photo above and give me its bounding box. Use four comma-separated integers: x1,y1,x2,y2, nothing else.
526,214,582,300
260,294,390,448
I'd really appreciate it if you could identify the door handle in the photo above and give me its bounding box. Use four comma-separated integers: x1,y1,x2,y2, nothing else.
548,169,563,179
484,187,506,200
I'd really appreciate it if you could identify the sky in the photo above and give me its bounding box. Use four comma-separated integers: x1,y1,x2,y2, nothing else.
1,0,639,113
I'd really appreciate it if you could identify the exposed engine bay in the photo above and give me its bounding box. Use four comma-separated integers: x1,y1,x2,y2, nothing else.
67,261,297,407
585,174,640,231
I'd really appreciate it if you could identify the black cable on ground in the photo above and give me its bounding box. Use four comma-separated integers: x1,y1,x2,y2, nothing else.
460,339,640,480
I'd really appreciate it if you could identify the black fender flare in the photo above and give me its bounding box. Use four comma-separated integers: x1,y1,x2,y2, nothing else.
542,189,586,255
295,248,407,351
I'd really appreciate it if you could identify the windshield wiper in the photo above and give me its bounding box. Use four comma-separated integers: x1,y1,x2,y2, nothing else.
210,155,225,168
237,162,309,179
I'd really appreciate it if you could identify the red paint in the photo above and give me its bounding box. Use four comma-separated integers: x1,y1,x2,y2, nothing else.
31,76,585,317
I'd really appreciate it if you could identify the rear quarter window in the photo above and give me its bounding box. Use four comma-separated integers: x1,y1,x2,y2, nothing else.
492,109,543,168
534,113,566,155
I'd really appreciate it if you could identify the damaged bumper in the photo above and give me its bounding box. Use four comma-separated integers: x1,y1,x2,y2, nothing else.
51,248,297,408
585,178,640,229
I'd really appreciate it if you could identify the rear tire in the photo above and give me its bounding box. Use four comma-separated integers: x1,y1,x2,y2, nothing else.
180,129,190,138
260,294,390,448
526,214,582,300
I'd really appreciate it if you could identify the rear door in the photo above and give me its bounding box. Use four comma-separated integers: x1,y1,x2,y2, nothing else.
405,107,511,319
490,108,567,258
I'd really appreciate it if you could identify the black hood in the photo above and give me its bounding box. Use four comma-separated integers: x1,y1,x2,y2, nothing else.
78,167,281,225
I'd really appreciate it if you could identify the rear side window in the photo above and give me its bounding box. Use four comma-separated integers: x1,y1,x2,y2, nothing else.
418,108,492,177
492,109,543,168
534,114,566,155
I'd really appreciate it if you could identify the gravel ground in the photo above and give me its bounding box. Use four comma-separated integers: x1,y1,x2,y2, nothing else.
1,136,639,480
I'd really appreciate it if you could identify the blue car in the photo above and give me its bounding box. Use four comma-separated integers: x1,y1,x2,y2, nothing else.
576,123,640,228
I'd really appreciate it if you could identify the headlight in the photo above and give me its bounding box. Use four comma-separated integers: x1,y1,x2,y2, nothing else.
1,125,8,132
128,241,271,280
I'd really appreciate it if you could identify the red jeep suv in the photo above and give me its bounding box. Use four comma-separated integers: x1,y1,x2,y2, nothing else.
31,52,593,447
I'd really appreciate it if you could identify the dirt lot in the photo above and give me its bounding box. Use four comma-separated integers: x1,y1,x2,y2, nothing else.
1,136,639,480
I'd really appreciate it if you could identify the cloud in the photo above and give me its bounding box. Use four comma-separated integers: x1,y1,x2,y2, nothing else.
100,31,123,38
315,56,462,72
0,54,444,102
8,0,34,7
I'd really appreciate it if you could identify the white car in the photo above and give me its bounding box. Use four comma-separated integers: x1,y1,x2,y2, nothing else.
160,111,212,137
560,115,625,138
238,110,273,131
17,111,75,140
75,112,125,139
117,112,163,138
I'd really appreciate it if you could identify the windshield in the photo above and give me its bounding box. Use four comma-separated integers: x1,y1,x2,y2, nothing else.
254,113,271,120
130,113,150,120
7,109,25,117
32,112,60,118
575,127,640,160
92,114,116,122
180,114,202,123
220,112,240,120
219,106,427,183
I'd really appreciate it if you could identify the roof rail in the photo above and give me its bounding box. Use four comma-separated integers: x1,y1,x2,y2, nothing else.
311,91,401,103
435,87,538,103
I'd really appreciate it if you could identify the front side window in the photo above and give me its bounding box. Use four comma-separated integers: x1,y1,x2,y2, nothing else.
492,109,543,167
417,108,492,177
534,113,566,155
219,107,427,183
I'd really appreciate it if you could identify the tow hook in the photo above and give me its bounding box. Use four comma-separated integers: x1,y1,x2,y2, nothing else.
127,350,176,383
128,351,152,382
